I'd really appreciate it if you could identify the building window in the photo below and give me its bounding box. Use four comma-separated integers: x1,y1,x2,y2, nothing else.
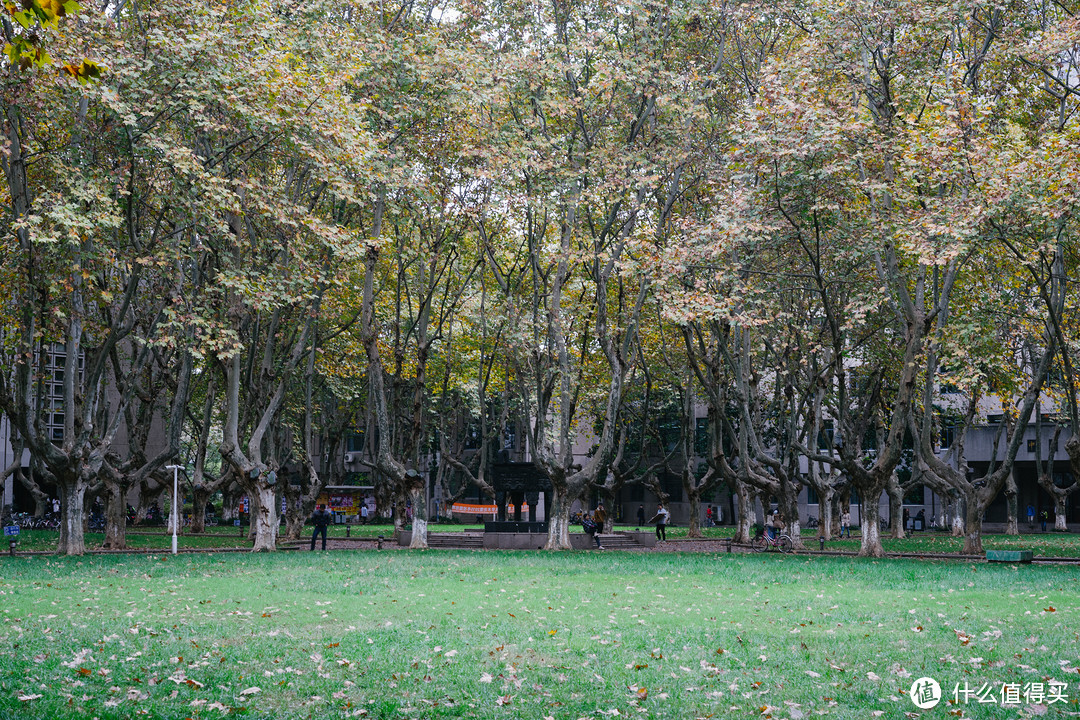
940,423,955,450
694,418,708,455
806,486,819,505
903,485,925,505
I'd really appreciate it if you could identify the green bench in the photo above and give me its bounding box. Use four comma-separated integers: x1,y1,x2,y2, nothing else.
986,550,1033,563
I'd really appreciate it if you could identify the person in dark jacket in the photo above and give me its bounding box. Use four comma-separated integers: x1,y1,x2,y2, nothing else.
310,504,333,550
592,504,607,549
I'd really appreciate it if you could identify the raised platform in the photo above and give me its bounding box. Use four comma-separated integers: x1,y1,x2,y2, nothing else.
484,521,548,534
396,530,655,550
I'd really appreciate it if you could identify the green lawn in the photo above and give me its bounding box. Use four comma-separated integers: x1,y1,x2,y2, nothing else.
1,551,1077,719
10,523,1080,559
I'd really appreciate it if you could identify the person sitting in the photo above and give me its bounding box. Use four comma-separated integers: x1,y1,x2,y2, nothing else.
770,509,784,539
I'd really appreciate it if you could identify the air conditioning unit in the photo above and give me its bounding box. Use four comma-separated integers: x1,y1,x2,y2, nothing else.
344,452,359,464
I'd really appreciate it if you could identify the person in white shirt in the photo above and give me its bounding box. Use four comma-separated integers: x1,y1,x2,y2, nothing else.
653,504,670,541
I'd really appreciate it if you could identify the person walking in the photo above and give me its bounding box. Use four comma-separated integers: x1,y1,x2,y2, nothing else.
1026,504,1035,529
651,503,670,542
1040,508,1049,532
636,505,646,526
310,504,333,551
840,510,851,538
592,504,607,549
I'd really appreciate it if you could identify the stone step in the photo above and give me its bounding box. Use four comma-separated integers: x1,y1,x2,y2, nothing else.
427,534,484,549
593,534,644,550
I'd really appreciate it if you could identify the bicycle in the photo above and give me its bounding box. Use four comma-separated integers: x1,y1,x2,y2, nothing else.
752,528,793,553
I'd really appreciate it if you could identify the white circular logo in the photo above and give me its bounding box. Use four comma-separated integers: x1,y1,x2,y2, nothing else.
909,677,942,709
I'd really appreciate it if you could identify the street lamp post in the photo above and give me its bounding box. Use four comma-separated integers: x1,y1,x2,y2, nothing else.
166,465,183,555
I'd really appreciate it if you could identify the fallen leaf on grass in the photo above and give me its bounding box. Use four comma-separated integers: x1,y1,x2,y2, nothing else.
867,672,881,681
239,686,260,696
495,694,512,706
805,671,821,678
17,694,42,701
62,649,92,668
1044,607,1055,613
479,673,493,683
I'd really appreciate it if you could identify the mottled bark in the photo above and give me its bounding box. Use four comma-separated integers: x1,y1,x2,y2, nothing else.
735,481,754,543
101,479,127,550
1005,472,1019,536
58,479,87,556
858,499,884,558
543,488,572,550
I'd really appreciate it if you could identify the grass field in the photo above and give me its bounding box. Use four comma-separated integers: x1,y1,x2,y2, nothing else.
1,550,1077,719
10,522,1080,558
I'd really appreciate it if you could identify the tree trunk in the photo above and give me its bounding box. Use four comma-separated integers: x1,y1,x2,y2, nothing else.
101,480,127,550
599,488,616,533
284,507,306,541
686,488,702,539
57,478,87,556
409,485,428,549
1005,473,1019,536
950,498,967,537
249,483,277,551
857,496,885,558
781,493,802,549
1054,497,1068,531
222,490,238,521
734,481,753,543
888,480,905,539
544,486,572,550
819,486,834,541
961,493,984,555
833,495,849,539
190,487,210,534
